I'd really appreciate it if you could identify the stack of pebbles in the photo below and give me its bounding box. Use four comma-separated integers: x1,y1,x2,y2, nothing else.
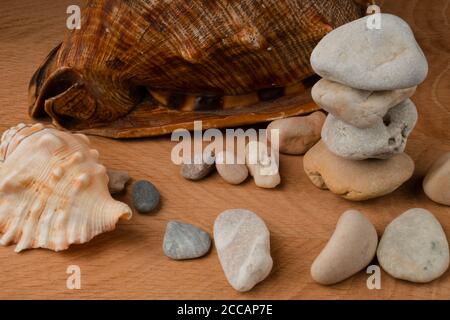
304,14,428,201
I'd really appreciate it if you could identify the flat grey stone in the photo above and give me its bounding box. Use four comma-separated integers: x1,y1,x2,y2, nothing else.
214,209,273,292
132,180,160,213
163,221,211,260
377,208,449,283
311,14,428,90
322,99,418,160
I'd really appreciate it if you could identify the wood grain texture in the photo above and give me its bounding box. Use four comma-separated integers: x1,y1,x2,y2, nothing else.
0,0,449,299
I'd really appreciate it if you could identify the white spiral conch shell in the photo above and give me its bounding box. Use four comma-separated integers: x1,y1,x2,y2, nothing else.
0,123,132,252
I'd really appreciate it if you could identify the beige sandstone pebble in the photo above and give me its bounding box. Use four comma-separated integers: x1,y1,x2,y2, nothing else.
423,152,450,206
267,112,325,155
245,141,280,188
312,79,416,128
311,210,378,285
215,150,248,185
303,141,414,201
377,208,449,283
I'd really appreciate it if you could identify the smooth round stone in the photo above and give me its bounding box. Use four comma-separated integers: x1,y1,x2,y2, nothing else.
312,79,416,128
180,151,215,181
163,221,211,260
303,141,414,201
107,169,131,194
377,208,449,283
245,141,280,188
132,180,160,213
311,14,428,90
214,209,273,292
311,210,378,285
215,150,248,185
267,112,326,155
423,152,450,206
322,99,417,160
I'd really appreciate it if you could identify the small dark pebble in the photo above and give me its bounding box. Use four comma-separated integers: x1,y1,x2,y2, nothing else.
132,180,160,213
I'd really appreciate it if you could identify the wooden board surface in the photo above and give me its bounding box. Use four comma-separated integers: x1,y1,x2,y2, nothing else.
0,0,449,300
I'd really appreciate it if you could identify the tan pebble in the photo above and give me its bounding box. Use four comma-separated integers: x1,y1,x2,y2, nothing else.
215,150,248,185
245,141,280,188
303,141,414,201
311,210,378,285
267,111,325,155
423,152,450,206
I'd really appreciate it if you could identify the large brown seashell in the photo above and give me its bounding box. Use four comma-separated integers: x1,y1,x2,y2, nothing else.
29,0,364,138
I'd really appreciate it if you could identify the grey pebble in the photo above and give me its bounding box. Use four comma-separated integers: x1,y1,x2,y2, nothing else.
180,152,215,181
163,221,211,260
132,180,160,213
107,169,131,194
321,99,418,160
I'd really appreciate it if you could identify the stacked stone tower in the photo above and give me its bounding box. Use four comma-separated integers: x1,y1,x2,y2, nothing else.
304,14,428,201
